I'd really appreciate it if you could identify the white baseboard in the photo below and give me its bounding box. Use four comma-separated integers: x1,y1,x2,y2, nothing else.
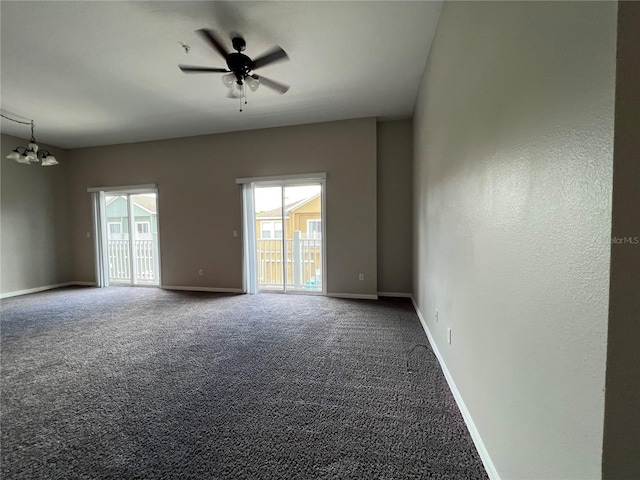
377,291,412,298
411,296,500,480
0,281,95,299
162,286,244,294
327,292,379,300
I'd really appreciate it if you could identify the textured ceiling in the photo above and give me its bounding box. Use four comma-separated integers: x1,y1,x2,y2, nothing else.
0,1,441,149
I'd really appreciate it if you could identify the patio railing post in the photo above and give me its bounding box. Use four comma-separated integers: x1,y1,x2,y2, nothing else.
293,231,302,290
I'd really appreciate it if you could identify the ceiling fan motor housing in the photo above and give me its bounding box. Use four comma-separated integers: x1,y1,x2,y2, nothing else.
227,52,254,84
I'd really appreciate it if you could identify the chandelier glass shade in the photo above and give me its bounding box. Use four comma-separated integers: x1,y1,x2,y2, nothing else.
221,73,260,99
2,115,58,166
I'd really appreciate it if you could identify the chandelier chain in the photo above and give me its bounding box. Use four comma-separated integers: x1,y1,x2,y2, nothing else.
2,114,37,142
0,113,32,125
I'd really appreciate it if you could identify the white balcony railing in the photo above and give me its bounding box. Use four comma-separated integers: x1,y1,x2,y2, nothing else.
257,232,322,291
107,239,157,283
108,234,318,290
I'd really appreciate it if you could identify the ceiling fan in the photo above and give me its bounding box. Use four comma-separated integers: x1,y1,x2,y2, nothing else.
179,29,290,107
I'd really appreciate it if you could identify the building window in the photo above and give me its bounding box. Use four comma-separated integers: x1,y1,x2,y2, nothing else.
261,221,272,239
108,222,121,234
261,221,283,239
136,222,150,234
307,220,321,239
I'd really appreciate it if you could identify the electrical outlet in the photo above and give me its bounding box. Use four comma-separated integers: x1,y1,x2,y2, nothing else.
435,309,438,323
447,328,452,344
233,230,238,237
359,274,365,281
198,269,204,276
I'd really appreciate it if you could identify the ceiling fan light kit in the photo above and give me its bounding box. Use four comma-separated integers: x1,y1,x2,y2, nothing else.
2,114,58,166
179,29,290,112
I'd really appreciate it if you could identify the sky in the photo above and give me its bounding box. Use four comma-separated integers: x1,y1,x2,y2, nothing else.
254,184,321,212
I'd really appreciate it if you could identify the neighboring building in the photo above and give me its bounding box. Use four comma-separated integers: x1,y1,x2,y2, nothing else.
255,193,322,289
255,193,321,240
106,195,157,240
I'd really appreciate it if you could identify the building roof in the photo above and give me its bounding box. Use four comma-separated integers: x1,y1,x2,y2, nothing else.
133,195,157,214
256,194,320,219
105,195,156,215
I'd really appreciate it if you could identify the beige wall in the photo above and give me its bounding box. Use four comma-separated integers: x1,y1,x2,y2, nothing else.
68,118,377,296
413,2,616,478
377,120,413,295
602,2,640,477
1,134,72,294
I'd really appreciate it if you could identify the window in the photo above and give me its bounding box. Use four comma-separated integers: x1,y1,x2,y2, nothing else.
261,221,272,239
307,220,321,239
136,222,150,234
108,222,121,234
261,221,282,239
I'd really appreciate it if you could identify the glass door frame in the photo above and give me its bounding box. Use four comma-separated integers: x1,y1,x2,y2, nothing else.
89,184,161,288
238,173,327,296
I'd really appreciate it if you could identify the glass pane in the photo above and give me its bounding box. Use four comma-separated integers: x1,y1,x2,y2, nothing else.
130,193,159,285
283,184,322,292
254,186,284,291
105,194,131,283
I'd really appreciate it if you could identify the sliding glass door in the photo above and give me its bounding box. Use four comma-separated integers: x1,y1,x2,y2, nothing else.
245,177,325,295
103,191,160,286
281,184,323,293
105,194,132,283
89,184,160,288
254,186,285,291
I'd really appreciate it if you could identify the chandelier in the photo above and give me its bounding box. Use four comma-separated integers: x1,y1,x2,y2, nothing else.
2,114,58,166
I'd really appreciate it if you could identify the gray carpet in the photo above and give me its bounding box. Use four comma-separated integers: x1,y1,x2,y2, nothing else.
1,287,487,479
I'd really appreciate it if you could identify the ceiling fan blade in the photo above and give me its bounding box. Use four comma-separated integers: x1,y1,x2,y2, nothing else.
196,29,230,59
252,46,289,69
253,74,289,94
179,65,229,73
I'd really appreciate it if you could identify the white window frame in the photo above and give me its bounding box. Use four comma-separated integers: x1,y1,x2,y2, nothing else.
261,221,273,239
307,219,321,239
237,173,326,296
136,221,151,234
108,222,122,235
260,220,283,239
88,184,161,288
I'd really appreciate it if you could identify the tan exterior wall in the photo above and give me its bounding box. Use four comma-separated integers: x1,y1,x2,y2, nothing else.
290,196,321,238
